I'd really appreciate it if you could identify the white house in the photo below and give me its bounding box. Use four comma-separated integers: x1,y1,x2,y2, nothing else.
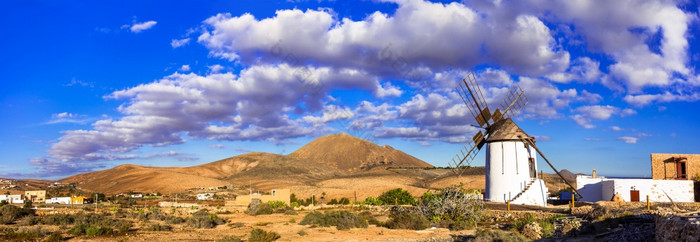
131,194,143,198
577,174,694,202
46,197,72,204
0,194,23,204
197,193,213,200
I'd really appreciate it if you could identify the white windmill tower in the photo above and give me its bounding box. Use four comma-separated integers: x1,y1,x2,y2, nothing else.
449,72,581,206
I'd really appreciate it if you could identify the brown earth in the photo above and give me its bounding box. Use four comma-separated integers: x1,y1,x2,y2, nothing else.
52,133,568,199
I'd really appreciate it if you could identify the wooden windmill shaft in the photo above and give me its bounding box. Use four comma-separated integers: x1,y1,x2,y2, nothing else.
520,136,583,199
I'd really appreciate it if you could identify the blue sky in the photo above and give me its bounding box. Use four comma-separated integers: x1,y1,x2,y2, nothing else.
1,0,699,180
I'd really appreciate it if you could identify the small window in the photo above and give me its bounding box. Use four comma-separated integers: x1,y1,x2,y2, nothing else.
272,190,276,196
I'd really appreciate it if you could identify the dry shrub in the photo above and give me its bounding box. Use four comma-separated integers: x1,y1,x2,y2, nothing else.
385,208,430,230
187,209,227,229
299,210,368,230
472,229,529,242
249,228,280,242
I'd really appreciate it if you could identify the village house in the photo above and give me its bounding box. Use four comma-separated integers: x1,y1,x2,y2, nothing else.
577,153,698,203
0,194,23,204
228,189,290,207
24,190,46,203
197,193,213,200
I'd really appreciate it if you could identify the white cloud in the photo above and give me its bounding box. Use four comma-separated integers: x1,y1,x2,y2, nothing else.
171,38,191,48
198,1,569,77
610,126,623,131
208,64,225,73
570,105,619,129
130,20,157,33
43,113,92,125
617,136,638,144
209,144,225,149
624,92,700,107
179,65,191,72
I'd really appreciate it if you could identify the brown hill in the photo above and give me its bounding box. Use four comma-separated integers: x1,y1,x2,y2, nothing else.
289,133,433,171
60,133,432,194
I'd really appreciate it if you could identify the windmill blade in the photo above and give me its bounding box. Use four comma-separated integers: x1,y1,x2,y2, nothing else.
520,136,583,199
456,72,491,128
499,84,528,119
449,131,486,176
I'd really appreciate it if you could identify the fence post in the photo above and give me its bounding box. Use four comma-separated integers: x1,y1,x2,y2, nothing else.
647,195,650,210
507,200,510,212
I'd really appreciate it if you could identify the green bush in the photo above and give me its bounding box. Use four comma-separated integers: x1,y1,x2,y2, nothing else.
290,202,300,208
385,210,430,230
327,198,339,205
300,210,368,230
362,197,383,205
249,228,280,242
283,210,298,215
297,229,307,236
338,198,351,205
378,188,416,205
266,201,286,209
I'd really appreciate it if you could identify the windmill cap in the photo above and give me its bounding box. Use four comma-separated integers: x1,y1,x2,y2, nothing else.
485,118,533,143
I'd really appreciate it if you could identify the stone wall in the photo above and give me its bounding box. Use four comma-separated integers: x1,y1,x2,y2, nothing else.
656,215,700,241
651,153,700,180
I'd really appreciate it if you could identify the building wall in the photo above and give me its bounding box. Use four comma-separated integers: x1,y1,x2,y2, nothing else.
511,179,548,206
0,195,23,204
24,190,46,203
576,175,694,202
485,141,539,204
231,189,291,207
576,175,607,202
651,153,700,180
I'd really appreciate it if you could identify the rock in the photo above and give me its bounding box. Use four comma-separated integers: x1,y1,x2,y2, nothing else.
522,222,542,240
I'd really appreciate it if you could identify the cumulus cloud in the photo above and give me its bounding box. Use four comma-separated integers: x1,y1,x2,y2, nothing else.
198,0,569,77
171,38,191,48
130,20,157,33
179,65,191,72
570,105,621,129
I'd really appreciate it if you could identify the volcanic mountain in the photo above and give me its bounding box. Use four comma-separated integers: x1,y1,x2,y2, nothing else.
60,133,434,194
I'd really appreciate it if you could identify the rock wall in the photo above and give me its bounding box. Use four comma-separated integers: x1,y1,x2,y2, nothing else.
655,215,700,242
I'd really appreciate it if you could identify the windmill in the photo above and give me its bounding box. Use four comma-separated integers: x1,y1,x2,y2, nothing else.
449,72,581,206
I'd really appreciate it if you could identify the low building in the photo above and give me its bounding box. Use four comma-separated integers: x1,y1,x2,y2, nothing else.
197,193,213,200
158,201,201,208
0,194,23,204
651,153,700,180
131,194,143,198
46,197,71,204
24,190,46,203
71,196,86,204
577,174,694,202
229,189,290,207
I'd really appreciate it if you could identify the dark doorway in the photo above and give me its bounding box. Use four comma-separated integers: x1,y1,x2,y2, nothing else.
630,190,640,202
677,161,687,180
528,158,536,178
